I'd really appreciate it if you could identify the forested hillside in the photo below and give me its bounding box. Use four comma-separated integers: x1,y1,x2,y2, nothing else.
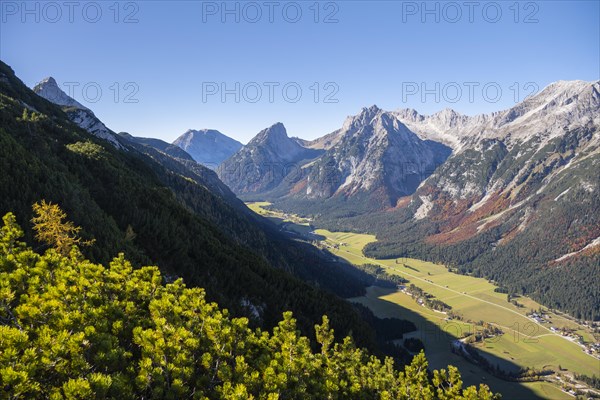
0,61,378,348
0,211,498,399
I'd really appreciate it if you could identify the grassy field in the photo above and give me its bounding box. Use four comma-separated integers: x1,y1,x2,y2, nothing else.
353,286,572,399
247,202,314,235
319,229,599,398
247,201,312,225
247,202,600,398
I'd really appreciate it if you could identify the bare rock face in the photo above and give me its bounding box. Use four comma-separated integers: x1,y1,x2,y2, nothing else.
173,129,242,169
33,77,123,149
33,77,89,110
217,123,323,194
394,80,600,153
301,106,451,207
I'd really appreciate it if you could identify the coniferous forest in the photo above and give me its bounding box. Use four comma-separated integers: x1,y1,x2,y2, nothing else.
0,60,504,399
0,210,498,399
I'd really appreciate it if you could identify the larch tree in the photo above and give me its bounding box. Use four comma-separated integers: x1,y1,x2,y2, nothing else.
31,200,94,255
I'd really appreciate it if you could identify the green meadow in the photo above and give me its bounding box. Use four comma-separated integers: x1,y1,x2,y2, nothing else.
319,229,599,398
247,202,600,398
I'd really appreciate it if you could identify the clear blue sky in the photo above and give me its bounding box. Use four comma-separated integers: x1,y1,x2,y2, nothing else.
1,1,599,143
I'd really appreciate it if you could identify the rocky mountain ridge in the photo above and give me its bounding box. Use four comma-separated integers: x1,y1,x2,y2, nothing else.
33,77,123,148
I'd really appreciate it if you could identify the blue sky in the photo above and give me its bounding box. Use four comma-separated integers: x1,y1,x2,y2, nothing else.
1,1,599,143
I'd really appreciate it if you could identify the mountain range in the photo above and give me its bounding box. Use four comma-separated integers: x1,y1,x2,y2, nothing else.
20,66,600,323
216,79,600,320
2,61,407,353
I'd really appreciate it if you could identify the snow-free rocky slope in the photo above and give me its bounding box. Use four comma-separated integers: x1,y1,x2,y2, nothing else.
217,122,324,194
173,129,242,169
33,77,123,148
294,106,451,209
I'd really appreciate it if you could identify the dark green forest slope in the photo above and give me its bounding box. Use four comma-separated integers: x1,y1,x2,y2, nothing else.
0,61,378,348
0,213,498,399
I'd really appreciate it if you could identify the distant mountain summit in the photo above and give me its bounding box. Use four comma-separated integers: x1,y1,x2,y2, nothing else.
245,122,319,162
33,77,122,148
173,129,242,169
217,123,323,194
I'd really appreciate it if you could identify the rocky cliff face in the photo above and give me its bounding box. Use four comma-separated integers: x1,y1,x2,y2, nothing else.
300,106,451,207
217,123,323,194
33,77,123,148
33,77,89,110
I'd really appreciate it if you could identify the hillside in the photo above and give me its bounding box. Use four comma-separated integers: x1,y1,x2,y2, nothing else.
0,214,498,399
0,60,384,348
119,132,195,161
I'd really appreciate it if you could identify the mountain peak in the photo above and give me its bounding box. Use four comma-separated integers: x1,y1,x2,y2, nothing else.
341,105,384,132
299,105,451,206
31,75,125,148
184,128,220,135
39,76,58,86
359,104,382,119
173,128,242,168
217,122,324,194
362,104,381,113
33,76,88,110
250,122,288,145
430,108,466,127
266,122,286,133
434,108,459,117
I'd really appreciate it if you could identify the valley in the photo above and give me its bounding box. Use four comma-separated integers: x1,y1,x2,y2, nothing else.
248,202,600,399
229,81,600,327
5,2,598,398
